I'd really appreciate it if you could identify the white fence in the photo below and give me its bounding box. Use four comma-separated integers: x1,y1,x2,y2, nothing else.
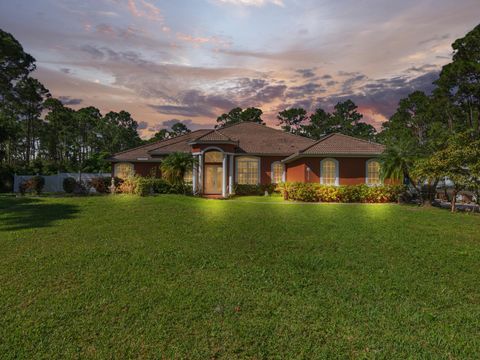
13,173,111,193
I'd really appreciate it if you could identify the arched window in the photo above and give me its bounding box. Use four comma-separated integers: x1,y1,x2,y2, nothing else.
114,162,134,179
236,156,260,185
204,151,223,163
366,159,381,185
271,162,285,184
320,158,339,185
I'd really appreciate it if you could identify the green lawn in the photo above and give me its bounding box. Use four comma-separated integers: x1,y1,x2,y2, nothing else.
1,195,479,359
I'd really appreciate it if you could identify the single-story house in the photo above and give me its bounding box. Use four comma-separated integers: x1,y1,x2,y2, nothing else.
110,121,389,197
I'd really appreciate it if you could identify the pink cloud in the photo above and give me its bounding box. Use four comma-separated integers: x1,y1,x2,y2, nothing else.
127,0,163,22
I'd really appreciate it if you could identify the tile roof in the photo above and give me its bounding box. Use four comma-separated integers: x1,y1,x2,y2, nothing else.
189,130,236,143
109,130,210,161
199,122,315,154
283,133,385,162
110,123,383,162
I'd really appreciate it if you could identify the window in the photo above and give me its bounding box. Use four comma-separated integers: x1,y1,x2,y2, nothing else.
271,162,285,184
183,169,193,184
204,151,223,163
236,156,259,185
320,158,338,185
114,162,134,179
366,159,381,185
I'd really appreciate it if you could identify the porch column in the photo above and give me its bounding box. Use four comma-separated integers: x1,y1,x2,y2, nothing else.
222,154,228,198
229,154,234,195
198,154,203,194
192,155,198,194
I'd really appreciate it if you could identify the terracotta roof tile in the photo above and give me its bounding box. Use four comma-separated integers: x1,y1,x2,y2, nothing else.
190,130,235,143
208,122,315,154
109,130,210,161
110,123,381,162
301,133,385,155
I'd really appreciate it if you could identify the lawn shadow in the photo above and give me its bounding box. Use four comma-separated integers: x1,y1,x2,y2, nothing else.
0,197,79,232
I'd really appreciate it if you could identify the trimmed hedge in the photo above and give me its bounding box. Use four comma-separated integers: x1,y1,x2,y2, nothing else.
234,184,277,196
279,182,405,203
117,176,192,196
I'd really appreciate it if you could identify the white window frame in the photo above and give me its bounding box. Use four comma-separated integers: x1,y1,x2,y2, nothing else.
320,158,339,186
114,162,134,179
365,158,382,186
271,161,285,184
235,156,261,185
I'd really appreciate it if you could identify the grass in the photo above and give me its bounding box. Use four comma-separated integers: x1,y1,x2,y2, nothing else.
1,195,479,359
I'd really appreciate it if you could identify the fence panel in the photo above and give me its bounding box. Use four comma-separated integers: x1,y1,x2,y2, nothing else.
13,173,111,193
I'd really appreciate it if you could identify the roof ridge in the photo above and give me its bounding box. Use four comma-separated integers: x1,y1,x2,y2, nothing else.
148,130,211,152
112,129,208,156
332,132,384,147
297,133,336,153
217,121,316,142
193,128,234,142
298,132,384,154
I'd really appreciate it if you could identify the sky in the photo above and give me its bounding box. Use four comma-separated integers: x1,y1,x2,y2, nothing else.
1,0,479,138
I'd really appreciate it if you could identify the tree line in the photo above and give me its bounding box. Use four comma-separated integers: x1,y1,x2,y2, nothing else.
0,29,146,176
379,24,480,209
2,23,480,207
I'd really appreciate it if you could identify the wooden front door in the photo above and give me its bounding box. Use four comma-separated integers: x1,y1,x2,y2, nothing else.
204,164,223,194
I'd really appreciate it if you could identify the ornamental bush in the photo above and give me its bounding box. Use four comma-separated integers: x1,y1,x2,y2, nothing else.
278,182,405,203
116,176,192,196
234,184,277,196
63,177,77,193
89,176,122,194
19,175,46,195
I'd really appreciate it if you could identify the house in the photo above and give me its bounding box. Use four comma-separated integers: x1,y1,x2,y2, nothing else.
109,121,387,197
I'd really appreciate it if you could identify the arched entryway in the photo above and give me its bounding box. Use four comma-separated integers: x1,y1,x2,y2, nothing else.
203,150,224,194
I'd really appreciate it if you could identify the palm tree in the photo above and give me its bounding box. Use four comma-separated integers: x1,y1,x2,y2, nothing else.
380,141,418,187
160,152,196,186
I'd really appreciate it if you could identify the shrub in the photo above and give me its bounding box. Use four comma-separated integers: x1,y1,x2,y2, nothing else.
89,176,122,194
19,175,45,195
316,185,341,202
19,181,28,195
337,185,362,203
31,176,45,194
118,176,139,194
74,180,90,195
151,178,174,194
0,167,14,193
63,177,77,193
234,184,277,196
278,182,405,203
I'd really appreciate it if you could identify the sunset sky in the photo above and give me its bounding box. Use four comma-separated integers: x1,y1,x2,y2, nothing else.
1,0,479,138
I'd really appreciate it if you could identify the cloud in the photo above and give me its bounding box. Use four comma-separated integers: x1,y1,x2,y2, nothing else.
149,89,236,117
287,82,325,98
58,96,83,105
162,119,206,130
137,121,149,130
296,68,316,78
341,73,368,92
418,33,450,46
127,0,163,22
212,0,284,7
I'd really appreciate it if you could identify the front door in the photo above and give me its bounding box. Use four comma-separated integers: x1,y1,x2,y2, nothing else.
204,164,223,194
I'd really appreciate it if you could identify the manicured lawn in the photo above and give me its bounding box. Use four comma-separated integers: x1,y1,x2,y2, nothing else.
1,195,479,358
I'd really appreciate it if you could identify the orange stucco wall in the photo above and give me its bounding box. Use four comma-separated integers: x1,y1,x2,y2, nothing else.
286,159,306,182
286,157,386,185
117,155,395,186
